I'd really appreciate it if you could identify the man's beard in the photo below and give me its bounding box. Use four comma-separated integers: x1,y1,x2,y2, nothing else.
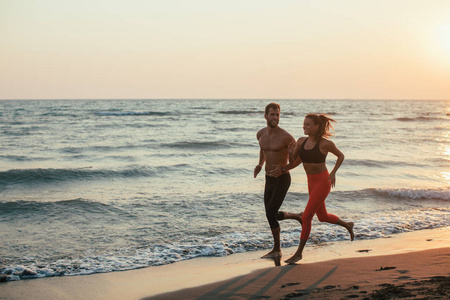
267,120,278,128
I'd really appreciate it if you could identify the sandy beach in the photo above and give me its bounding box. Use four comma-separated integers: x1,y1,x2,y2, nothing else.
1,227,448,300
151,247,449,300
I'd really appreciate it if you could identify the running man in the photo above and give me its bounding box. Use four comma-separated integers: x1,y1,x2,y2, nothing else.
254,103,302,258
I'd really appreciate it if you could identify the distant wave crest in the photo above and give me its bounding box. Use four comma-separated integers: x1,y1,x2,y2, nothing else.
0,165,187,186
0,198,117,218
95,111,172,116
161,140,246,150
396,116,448,122
217,110,298,116
369,187,450,200
218,110,260,115
343,159,420,168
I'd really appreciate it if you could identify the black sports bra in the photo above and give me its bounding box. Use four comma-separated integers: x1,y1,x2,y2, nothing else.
299,138,327,163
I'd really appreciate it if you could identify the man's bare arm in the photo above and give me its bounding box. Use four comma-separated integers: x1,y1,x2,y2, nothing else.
254,148,265,178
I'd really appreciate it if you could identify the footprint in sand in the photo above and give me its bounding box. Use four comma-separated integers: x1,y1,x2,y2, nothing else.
357,249,371,253
376,266,396,271
281,282,300,288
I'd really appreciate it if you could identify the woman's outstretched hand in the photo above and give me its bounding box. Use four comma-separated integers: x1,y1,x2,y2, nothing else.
329,172,336,188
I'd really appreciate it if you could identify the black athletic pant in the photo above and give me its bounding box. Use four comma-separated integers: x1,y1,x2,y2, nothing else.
264,173,291,229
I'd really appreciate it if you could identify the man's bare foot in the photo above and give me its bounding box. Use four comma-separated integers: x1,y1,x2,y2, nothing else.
261,250,282,259
296,212,303,225
285,253,302,264
347,222,354,241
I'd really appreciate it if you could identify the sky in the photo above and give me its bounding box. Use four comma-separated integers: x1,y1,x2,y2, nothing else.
1,0,450,100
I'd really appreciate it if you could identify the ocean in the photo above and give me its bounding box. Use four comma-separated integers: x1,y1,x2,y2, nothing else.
0,99,448,281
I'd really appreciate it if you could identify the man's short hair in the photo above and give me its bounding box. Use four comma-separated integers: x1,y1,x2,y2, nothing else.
265,103,280,115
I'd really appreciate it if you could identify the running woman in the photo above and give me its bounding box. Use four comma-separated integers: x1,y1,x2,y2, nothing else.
284,113,354,264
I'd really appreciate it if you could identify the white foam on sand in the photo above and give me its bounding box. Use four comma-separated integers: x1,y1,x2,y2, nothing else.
1,227,448,300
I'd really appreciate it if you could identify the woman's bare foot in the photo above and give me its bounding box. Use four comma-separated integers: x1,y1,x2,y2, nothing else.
262,250,282,259
347,222,354,241
285,252,302,264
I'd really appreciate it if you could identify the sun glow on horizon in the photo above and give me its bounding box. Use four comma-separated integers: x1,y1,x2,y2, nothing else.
437,25,450,53
429,24,450,67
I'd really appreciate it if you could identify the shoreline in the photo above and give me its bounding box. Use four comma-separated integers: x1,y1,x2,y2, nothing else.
1,227,449,300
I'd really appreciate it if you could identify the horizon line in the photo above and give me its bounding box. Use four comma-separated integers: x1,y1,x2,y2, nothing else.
0,98,449,101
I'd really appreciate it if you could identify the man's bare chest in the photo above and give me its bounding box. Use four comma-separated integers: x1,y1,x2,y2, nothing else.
259,136,285,152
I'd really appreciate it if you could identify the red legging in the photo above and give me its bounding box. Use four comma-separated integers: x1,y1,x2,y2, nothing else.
301,171,339,241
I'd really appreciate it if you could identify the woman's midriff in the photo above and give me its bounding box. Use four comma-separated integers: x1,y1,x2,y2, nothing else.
303,163,327,175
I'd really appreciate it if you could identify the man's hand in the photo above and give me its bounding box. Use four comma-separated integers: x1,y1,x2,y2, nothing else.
269,165,284,178
254,165,262,178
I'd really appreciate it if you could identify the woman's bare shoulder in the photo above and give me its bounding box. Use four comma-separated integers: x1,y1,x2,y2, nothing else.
320,138,337,149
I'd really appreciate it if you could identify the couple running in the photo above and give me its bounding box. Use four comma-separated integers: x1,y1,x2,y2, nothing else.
254,103,354,264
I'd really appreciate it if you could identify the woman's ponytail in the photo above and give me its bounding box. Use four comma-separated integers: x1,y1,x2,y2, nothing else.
306,113,336,140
